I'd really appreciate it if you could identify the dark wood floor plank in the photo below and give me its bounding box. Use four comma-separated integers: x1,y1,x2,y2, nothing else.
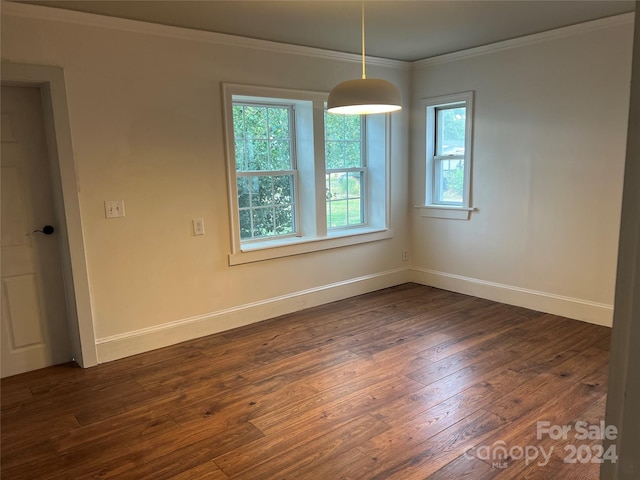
1,442,71,480
358,395,491,459
425,454,501,479
1,438,59,473
225,414,389,479
268,291,457,358
54,411,178,455
358,331,453,366
489,395,608,480
375,368,532,434
239,345,360,384
485,364,609,479
169,375,318,427
415,311,540,363
46,420,263,480
337,409,507,480
1,283,611,480
167,460,229,480
109,423,263,480
250,374,425,435
295,352,381,392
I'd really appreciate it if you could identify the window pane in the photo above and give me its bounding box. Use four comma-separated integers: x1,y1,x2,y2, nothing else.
274,205,294,235
270,139,291,170
348,199,363,224
273,175,294,205
232,106,245,142
234,104,293,173
326,172,364,228
325,112,362,168
248,139,268,170
328,172,347,200
436,158,464,204
345,142,362,168
344,115,362,141
325,112,363,168
347,172,362,197
325,111,344,140
237,177,250,208
328,199,348,228
253,176,273,207
326,141,344,169
239,209,252,240
234,140,246,171
436,106,466,156
244,106,267,139
268,107,289,139
347,173,363,225
252,207,273,238
238,174,295,240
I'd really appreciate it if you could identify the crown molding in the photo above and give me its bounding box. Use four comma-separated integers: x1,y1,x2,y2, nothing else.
0,1,410,70
413,12,635,69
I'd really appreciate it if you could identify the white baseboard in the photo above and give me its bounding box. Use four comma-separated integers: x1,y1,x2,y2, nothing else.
95,267,411,363
95,266,611,363
411,268,613,327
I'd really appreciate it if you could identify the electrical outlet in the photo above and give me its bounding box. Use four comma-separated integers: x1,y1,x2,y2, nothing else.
193,218,205,236
402,249,408,261
104,200,125,218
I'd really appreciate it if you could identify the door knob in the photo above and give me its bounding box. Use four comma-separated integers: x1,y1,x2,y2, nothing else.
33,225,55,235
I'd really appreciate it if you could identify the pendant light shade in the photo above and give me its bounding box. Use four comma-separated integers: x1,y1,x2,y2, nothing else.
327,1,402,115
327,78,402,114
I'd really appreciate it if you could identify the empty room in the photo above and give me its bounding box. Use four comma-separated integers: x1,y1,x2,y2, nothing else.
1,1,639,479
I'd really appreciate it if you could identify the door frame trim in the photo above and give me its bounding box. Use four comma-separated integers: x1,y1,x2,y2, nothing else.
2,63,98,367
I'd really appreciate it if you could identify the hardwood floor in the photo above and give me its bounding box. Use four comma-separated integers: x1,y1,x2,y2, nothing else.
1,283,611,479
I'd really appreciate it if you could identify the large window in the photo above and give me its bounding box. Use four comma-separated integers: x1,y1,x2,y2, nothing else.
233,103,296,240
422,91,474,219
223,84,391,265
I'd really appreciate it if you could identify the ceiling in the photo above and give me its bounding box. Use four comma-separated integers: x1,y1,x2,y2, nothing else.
13,0,636,62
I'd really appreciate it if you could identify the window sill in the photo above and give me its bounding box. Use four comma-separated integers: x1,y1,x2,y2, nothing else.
229,227,393,265
415,205,476,220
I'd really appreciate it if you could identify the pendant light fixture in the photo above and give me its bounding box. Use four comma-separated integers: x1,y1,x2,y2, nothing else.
327,0,402,115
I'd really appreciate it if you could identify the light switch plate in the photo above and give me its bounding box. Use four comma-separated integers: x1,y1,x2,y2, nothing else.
193,218,205,236
105,200,125,218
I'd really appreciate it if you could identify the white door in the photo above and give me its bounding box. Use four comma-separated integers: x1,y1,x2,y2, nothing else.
1,86,72,377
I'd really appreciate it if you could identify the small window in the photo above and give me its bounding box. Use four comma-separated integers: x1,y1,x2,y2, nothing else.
325,112,365,229
422,92,474,217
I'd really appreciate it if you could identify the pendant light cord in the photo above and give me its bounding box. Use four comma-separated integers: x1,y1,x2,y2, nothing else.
361,0,366,79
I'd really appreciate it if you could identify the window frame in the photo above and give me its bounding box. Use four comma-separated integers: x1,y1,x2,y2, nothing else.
420,91,475,220
222,83,392,265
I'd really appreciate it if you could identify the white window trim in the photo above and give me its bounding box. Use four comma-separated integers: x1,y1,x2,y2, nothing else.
222,83,392,265
416,91,475,220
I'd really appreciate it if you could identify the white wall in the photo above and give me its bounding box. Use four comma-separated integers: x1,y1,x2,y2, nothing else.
1,4,411,362
410,16,635,326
